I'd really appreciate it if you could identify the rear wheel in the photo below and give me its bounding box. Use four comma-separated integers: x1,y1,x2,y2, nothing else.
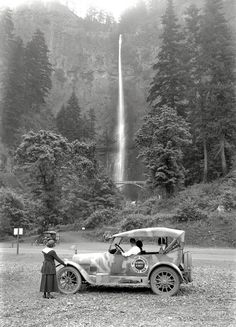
150,267,180,296
57,266,82,294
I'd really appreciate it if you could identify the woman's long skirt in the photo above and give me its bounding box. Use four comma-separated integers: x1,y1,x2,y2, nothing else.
40,274,59,292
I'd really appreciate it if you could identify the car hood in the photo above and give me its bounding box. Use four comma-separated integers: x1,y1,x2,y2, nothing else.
72,252,108,265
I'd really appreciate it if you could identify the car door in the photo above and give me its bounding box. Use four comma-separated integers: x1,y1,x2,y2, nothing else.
110,252,126,275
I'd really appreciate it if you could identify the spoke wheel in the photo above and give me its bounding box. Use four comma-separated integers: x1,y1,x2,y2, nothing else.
150,267,180,296
57,266,82,294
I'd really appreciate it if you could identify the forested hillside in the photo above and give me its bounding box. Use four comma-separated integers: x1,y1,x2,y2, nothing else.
0,0,235,180
0,0,235,243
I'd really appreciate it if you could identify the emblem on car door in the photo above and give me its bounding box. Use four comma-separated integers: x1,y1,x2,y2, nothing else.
131,256,148,273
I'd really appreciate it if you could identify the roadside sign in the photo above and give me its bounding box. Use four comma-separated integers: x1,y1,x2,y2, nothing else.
13,228,23,254
14,228,23,235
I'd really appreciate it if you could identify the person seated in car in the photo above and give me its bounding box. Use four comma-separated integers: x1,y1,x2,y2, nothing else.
122,238,140,257
137,240,147,254
136,240,144,253
158,237,167,253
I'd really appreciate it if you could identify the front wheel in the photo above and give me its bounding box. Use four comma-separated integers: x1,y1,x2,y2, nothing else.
57,266,82,294
150,267,180,296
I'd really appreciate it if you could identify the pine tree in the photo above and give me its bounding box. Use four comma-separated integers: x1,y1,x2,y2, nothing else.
183,5,207,183
200,0,236,177
136,0,192,195
56,91,82,141
0,8,14,66
0,9,15,146
1,36,25,147
184,5,202,107
80,113,89,140
135,105,191,196
88,108,96,140
24,29,52,113
147,0,186,116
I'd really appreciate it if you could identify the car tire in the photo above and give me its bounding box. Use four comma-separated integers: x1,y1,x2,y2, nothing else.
57,266,82,294
150,266,180,296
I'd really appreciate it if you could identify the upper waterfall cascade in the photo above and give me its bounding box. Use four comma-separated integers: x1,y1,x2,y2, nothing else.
114,34,125,183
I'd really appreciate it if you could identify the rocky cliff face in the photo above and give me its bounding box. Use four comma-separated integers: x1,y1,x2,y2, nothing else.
12,3,154,141
11,1,235,138
10,2,156,185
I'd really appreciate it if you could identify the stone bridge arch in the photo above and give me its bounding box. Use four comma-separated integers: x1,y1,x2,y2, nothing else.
115,181,146,189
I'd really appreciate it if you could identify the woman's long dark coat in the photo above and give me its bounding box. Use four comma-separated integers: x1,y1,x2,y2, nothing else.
40,248,65,293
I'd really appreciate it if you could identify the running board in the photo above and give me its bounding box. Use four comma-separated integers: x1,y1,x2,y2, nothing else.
95,274,149,285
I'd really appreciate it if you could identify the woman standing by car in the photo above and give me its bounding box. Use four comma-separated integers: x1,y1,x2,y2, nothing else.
40,239,66,299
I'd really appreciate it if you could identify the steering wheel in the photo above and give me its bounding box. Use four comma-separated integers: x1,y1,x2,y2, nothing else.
115,243,124,253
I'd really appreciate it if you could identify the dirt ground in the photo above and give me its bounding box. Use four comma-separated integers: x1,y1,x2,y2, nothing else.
0,242,235,327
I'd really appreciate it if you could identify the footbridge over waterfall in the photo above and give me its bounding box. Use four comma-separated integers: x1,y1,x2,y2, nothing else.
115,181,146,189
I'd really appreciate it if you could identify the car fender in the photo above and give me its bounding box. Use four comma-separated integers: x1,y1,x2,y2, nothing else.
64,259,96,285
148,262,184,282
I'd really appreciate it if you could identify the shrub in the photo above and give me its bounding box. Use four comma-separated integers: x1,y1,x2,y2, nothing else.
173,199,208,222
136,197,156,215
55,223,78,232
221,190,236,211
83,208,118,229
119,211,175,231
120,214,152,231
135,196,179,215
0,188,30,236
150,213,173,224
175,179,236,213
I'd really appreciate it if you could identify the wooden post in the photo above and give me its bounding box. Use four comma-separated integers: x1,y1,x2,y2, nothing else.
14,227,23,254
16,228,19,255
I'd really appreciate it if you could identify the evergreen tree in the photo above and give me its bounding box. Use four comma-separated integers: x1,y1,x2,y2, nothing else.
56,91,82,141
184,5,202,109
135,105,191,196
183,5,206,183
81,112,96,141
1,36,25,147
0,8,14,66
56,103,66,136
0,188,29,235
137,0,191,195
24,29,52,113
147,0,186,116
0,9,15,146
81,113,89,140
88,108,96,140
200,0,236,177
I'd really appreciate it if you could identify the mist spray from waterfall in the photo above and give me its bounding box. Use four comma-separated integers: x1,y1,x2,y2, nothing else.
115,34,125,183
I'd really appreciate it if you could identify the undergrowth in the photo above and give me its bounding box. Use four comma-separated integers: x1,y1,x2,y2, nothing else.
93,178,236,247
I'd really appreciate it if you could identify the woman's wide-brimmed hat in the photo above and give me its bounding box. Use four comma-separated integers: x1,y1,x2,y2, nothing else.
46,239,55,248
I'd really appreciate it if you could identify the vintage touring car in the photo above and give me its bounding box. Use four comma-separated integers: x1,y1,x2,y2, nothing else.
57,227,193,296
34,230,60,245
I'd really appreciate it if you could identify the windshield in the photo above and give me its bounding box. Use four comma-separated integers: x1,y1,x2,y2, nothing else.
109,237,121,253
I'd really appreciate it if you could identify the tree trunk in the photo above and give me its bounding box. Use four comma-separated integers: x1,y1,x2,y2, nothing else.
203,138,208,183
220,136,227,176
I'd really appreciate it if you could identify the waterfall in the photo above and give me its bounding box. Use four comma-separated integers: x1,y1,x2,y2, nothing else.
114,34,125,183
